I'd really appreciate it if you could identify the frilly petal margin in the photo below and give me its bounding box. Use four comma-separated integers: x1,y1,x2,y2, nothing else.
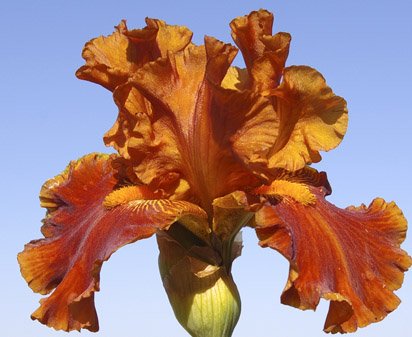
230,9,291,91
255,186,411,333
125,37,263,207
266,66,348,171
230,11,347,172
76,19,192,91
17,153,207,332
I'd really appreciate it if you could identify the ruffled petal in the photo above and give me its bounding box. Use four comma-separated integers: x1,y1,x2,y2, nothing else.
76,18,192,91
126,37,260,208
18,153,206,332
266,66,348,171
231,12,346,172
255,186,411,333
230,9,291,91
77,12,348,205
77,19,193,175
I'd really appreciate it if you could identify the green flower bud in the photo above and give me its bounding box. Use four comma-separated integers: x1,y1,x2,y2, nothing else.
157,231,241,337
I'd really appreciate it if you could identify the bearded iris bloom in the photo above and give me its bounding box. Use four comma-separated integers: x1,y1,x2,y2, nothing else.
18,9,411,336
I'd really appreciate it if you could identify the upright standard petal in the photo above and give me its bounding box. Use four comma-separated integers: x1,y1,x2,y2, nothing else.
76,19,194,171
265,66,348,171
18,153,207,332
255,185,411,333
230,10,347,172
76,19,192,91
230,9,291,91
124,37,263,208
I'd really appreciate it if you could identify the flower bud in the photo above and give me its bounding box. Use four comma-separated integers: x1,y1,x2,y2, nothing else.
157,231,241,337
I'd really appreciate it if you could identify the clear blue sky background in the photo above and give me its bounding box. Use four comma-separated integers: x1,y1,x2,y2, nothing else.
1,1,411,336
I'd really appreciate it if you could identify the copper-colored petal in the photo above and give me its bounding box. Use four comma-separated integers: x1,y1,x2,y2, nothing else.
230,10,273,68
125,18,193,58
255,187,411,333
231,13,346,172
212,88,278,175
267,66,348,171
76,18,192,91
104,82,154,160
76,21,142,91
230,9,291,91
126,37,261,209
106,82,183,187
78,18,194,174
18,153,207,332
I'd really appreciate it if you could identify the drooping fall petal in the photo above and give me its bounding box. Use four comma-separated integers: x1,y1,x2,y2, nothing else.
255,185,411,333
18,153,207,332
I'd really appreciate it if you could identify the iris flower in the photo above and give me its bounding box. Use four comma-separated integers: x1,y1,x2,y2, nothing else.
18,9,410,336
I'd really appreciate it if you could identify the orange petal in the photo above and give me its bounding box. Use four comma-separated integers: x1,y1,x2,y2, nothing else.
76,21,142,91
267,66,348,171
230,9,291,91
76,19,192,91
78,19,193,173
212,88,278,174
18,153,206,332
255,187,411,333
231,13,346,172
126,37,261,209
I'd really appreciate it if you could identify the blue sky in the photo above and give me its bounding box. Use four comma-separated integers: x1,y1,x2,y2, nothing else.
1,1,411,336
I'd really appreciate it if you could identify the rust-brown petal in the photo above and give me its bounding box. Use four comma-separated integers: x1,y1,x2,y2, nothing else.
212,88,278,176
230,9,291,91
76,18,192,91
18,153,207,332
255,187,411,333
126,37,262,209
